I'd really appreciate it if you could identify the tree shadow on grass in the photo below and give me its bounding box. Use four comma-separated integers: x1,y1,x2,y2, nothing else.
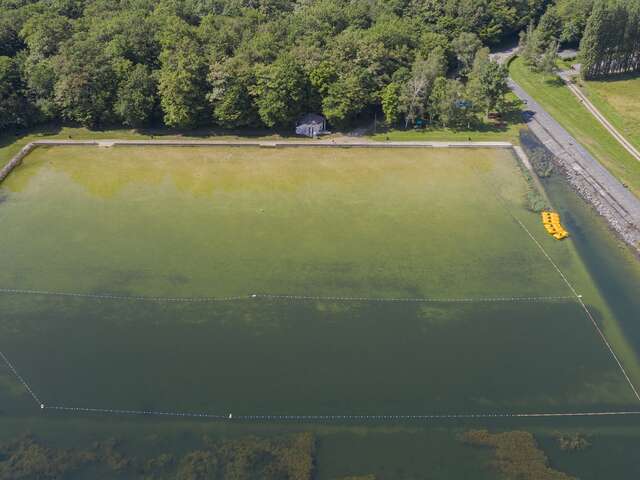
0,123,306,150
375,104,524,137
589,71,640,84
0,124,63,150
135,126,299,139
544,76,566,88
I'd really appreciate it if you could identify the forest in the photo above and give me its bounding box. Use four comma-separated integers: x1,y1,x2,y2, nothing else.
580,0,640,79
0,0,632,133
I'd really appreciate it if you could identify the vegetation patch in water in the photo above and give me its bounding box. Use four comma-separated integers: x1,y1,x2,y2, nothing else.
554,432,591,452
461,430,574,480
333,476,376,480
0,435,128,479
176,433,315,480
0,433,315,480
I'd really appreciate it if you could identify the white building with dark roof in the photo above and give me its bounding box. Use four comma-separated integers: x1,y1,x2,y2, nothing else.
295,113,328,137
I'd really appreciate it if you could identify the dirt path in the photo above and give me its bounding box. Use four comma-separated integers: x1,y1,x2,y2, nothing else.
559,70,640,163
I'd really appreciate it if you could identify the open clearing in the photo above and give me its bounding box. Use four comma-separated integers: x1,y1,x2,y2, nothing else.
580,74,640,154
0,145,638,418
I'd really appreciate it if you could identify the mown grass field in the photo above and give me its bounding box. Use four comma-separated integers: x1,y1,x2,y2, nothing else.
578,74,640,153
371,93,525,144
509,57,640,198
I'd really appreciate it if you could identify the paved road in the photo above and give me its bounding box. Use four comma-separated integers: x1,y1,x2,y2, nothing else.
509,78,640,246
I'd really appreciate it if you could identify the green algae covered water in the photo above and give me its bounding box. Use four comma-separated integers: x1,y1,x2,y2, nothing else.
0,145,639,479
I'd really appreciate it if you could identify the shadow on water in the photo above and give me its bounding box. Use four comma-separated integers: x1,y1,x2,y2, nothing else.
542,174,640,355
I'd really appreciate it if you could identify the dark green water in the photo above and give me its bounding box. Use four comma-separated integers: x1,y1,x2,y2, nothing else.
0,296,633,417
543,175,640,358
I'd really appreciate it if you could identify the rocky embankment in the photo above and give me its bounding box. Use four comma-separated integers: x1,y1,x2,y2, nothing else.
509,79,640,255
556,158,640,251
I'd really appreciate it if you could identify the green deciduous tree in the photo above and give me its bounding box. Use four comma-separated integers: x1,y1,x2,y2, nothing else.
208,56,258,128
467,49,510,115
157,19,208,128
0,56,34,129
556,0,595,45
381,82,401,126
250,54,307,127
429,77,474,128
539,40,559,76
400,49,447,127
321,70,370,127
114,62,157,127
53,35,118,127
20,13,72,58
0,0,557,133
451,32,483,77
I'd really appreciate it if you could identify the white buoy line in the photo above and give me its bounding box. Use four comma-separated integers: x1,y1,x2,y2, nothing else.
3,349,640,422
0,287,576,304
513,217,640,403
39,405,640,421
0,288,247,303
253,293,576,303
470,165,640,404
0,349,44,407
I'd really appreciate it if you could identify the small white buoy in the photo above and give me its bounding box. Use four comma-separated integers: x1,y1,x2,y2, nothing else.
40,404,45,409
578,295,583,298
228,413,233,419
251,294,257,298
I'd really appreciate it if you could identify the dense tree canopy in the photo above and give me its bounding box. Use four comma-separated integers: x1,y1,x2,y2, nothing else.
0,0,556,132
579,0,640,79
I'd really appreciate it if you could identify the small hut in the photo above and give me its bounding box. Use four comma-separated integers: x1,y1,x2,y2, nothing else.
295,114,328,137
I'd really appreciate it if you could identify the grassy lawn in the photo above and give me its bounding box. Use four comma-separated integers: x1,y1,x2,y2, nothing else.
370,124,522,143
578,73,640,153
509,57,640,198
371,94,525,144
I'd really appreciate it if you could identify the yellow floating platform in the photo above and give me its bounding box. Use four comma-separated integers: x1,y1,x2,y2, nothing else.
541,211,569,240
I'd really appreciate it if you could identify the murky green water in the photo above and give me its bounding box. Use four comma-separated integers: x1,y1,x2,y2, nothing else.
0,146,568,299
1,146,639,479
0,297,633,416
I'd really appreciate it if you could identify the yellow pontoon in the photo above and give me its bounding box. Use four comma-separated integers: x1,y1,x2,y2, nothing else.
541,211,569,240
